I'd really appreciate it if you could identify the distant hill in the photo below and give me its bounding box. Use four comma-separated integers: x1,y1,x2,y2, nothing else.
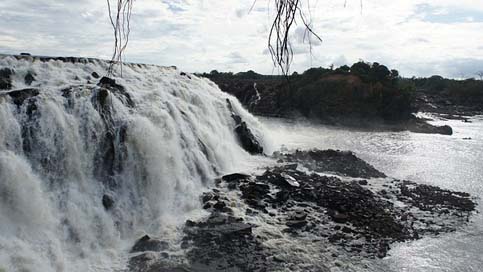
201,62,414,123
201,62,483,123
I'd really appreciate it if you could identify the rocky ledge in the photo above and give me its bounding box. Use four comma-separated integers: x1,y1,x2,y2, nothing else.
129,149,476,272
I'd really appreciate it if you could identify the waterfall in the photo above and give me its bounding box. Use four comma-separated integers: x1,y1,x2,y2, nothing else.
0,55,269,271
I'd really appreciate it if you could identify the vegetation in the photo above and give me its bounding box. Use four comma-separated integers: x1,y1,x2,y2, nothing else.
203,61,417,122
403,75,483,106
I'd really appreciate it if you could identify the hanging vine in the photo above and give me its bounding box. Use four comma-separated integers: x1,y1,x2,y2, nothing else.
104,0,322,76
106,0,134,76
253,0,323,76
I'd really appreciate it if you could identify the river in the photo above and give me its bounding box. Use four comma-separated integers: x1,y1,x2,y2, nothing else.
260,114,483,272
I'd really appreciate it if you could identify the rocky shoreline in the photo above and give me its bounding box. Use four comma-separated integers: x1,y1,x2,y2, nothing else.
202,74,456,136
129,149,476,272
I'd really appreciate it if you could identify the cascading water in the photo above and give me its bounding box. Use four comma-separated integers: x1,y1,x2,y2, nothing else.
0,55,270,271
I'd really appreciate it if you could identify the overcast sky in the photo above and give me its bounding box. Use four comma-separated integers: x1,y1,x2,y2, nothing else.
1,0,482,78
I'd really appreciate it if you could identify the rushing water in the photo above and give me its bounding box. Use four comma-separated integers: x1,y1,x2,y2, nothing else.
0,56,270,272
261,115,483,272
1,55,482,271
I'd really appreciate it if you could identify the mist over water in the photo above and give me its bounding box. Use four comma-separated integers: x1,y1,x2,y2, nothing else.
0,56,269,271
260,116,483,272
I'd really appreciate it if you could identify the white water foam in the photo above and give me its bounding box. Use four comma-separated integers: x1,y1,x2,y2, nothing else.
0,55,271,271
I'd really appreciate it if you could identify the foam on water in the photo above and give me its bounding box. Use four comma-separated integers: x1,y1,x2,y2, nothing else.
0,55,270,271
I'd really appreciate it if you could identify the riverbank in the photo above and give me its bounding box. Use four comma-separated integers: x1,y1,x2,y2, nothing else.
130,149,476,272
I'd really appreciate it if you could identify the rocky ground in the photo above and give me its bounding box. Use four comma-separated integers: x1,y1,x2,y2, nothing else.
415,92,483,121
129,149,476,272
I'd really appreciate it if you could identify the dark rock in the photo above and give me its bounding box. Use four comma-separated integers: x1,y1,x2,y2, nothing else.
286,220,307,229
201,192,215,203
131,235,169,253
437,125,453,135
289,210,307,221
406,119,453,135
0,68,14,90
180,72,191,79
330,211,349,223
240,182,270,203
280,149,386,178
213,201,227,211
20,52,31,56
91,72,100,79
358,180,368,185
226,99,264,155
222,173,251,182
128,252,191,272
97,76,135,107
99,76,115,85
398,180,475,212
5,88,40,106
234,121,264,155
102,194,114,210
24,72,36,85
141,148,476,269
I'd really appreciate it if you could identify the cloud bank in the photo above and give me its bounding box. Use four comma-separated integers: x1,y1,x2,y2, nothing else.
1,0,482,78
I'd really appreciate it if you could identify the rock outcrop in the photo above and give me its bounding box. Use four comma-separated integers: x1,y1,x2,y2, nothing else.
130,149,476,272
226,99,263,155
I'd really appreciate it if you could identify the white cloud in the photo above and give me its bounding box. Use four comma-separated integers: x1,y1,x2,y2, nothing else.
0,0,482,77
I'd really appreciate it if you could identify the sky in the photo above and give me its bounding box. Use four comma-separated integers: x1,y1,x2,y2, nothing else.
0,0,482,78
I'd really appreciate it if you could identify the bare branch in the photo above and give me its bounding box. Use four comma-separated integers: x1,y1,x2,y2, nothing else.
106,0,134,77
267,0,323,76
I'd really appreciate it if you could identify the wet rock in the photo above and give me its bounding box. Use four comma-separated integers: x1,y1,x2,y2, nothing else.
131,235,169,253
406,119,453,135
180,72,191,79
398,181,475,212
0,68,14,90
172,149,476,269
330,211,349,223
128,252,190,272
102,194,114,210
240,182,270,204
181,213,274,272
286,220,307,228
213,201,227,211
24,72,35,85
234,121,264,155
222,173,251,183
289,210,307,221
5,88,40,106
97,76,135,107
279,149,386,178
226,99,264,155
437,125,453,135
91,72,100,79
201,192,216,203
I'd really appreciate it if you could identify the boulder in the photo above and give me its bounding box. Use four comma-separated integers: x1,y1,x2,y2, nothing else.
221,173,251,182
91,72,100,79
226,99,264,155
97,77,135,107
24,72,35,85
0,68,14,90
102,194,114,210
131,235,169,253
5,88,40,106
234,121,264,155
